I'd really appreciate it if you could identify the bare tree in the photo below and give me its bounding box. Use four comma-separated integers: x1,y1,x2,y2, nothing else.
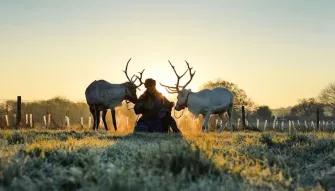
319,82,335,106
290,98,325,119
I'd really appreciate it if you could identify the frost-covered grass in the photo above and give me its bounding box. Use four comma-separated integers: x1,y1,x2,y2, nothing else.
0,129,334,190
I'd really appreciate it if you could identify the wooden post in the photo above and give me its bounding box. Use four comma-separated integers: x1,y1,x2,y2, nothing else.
43,115,47,128
5,115,9,127
272,117,277,129
29,114,33,128
88,117,92,129
316,108,320,130
47,113,51,128
292,121,295,128
288,120,291,134
25,114,29,127
65,116,70,128
322,121,325,131
241,106,246,128
80,117,84,128
311,121,315,131
16,96,21,128
5,104,9,127
237,118,240,129
264,120,268,131
256,119,259,129
325,121,329,130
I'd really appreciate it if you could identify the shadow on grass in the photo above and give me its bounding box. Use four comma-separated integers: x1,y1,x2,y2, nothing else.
0,132,256,191
0,130,127,145
241,133,335,190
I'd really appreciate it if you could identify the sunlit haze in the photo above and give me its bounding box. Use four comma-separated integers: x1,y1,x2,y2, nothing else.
1,0,334,108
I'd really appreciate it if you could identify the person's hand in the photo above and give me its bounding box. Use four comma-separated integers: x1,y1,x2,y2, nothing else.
169,101,174,108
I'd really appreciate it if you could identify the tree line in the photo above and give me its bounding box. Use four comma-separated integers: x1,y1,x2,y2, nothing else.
0,81,334,128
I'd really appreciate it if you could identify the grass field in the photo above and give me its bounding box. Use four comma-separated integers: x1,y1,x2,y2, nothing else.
0,129,334,191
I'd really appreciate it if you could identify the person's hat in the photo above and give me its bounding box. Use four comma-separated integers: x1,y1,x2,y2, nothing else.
144,78,156,88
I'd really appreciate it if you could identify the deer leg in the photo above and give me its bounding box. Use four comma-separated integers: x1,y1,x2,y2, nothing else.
168,115,180,133
111,108,117,131
95,108,100,130
202,112,212,132
89,105,96,130
102,109,109,131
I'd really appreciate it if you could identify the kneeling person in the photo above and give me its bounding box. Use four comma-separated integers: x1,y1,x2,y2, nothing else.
134,78,180,133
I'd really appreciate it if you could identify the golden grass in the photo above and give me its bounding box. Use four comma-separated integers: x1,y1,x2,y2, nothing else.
25,137,115,153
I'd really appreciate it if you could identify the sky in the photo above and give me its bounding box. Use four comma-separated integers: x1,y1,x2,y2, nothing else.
0,0,334,108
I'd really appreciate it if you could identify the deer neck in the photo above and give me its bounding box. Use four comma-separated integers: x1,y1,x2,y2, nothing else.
184,91,191,107
187,92,205,115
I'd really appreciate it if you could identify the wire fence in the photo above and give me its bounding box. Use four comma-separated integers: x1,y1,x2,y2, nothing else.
1,111,335,133
0,97,334,133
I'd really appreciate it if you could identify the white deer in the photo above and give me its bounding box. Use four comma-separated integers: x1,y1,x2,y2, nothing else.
161,60,234,131
85,58,145,131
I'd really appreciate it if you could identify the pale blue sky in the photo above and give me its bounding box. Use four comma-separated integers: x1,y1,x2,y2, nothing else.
0,0,334,107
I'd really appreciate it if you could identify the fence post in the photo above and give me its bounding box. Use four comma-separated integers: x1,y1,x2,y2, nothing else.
325,121,329,131
264,120,268,131
16,96,21,128
256,119,259,129
88,117,91,129
288,120,291,134
272,117,277,129
99,114,103,128
242,106,246,128
281,121,284,131
80,117,84,128
65,116,70,128
237,118,240,129
47,113,51,128
25,114,29,127
5,115,9,127
311,121,315,131
29,114,33,128
43,115,47,128
316,108,320,130
292,120,295,131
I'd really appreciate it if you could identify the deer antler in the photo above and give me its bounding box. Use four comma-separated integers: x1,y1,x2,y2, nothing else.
182,60,196,89
135,69,145,88
124,58,135,83
160,60,195,94
123,58,145,87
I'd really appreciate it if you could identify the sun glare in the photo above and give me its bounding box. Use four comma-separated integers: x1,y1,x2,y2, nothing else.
143,66,178,99
156,84,171,97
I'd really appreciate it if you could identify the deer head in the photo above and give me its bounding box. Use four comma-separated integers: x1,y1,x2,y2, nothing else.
160,60,195,110
123,58,145,103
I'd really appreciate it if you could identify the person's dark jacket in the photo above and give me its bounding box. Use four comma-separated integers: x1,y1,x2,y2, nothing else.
134,90,173,120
